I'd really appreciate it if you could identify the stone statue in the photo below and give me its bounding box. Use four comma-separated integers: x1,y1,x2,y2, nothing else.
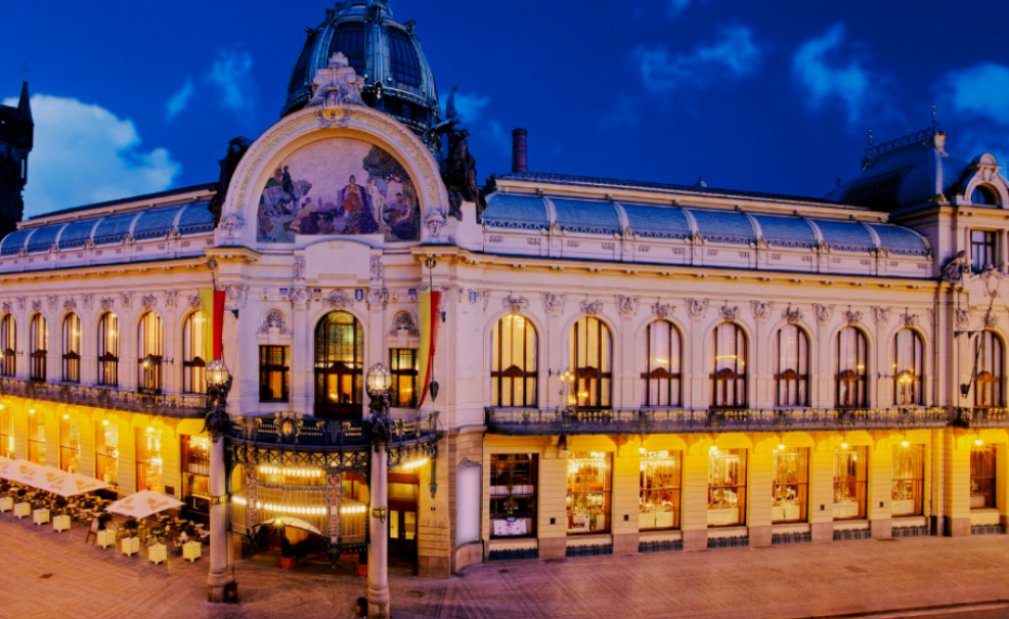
209,137,251,226
942,250,970,283
441,128,484,221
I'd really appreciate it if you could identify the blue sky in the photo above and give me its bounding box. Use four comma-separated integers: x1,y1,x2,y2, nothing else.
3,0,1009,217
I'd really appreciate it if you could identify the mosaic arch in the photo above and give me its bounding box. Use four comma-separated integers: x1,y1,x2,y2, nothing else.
257,137,420,243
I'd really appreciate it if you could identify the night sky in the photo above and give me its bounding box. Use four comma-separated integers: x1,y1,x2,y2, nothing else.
3,0,1009,217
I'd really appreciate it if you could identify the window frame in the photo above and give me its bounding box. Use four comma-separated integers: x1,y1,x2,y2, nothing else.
97,312,120,387
29,313,47,382
389,347,418,408
62,313,81,383
259,345,290,403
975,330,1005,408
570,317,612,409
642,320,682,408
711,323,748,409
893,329,924,406
490,453,538,538
836,327,868,409
491,315,538,408
314,311,365,418
181,311,206,395
970,229,998,273
137,312,164,395
0,314,15,377
774,324,809,407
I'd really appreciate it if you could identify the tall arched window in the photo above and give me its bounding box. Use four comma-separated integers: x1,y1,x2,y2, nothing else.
0,314,15,377
976,330,1004,408
29,314,47,382
315,311,364,417
775,324,809,407
182,312,207,394
571,316,612,408
62,313,81,383
97,313,119,387
137,312,163,394
711,323,747,408
642,320,682,407
836,327,868,408
490,314,538,407
893,329,924,406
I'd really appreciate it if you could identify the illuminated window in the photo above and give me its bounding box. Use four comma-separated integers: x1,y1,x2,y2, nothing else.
181,312,206,394
836,327,868,409
27,412,46,464
135,427,163,492
775,325,809,407
639,450,681,530
970,229,997,273
389,348,418,408
708,447,746,526
29,313,47,382
833,445,868,520
772,447,808,523
314,311,364,418
570,317,612,409
711,323,747,408
893,329,924,406
95,421,119,486
181,435,210,513
59,415,80,473
975,331,1004,408
491,315,538,407
137,312,163,394
0,314,14,377
642,321,682,407
0,410,12,458
566,452,611,534
62,313,81,383
971,444,996,510
490,454,537,538
892,444,924,516
259,345,290,403
97,313,119,387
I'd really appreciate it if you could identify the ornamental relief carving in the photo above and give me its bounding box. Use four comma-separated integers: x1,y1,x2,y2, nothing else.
615,295,639,318
389,311,420,338
750,301,770,321
580,299,604,317
325,289,354,309
652,302,673,319
503,294,529,315
784,306,803,325
686,298,709,320
259,309,288,335
955,307,970,327
813,303,833,324
543,293,566,316
871,306,890,325
844,309,862,325
63,298,77,313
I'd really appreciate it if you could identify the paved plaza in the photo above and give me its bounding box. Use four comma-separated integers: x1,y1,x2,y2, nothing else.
2,515,1009,619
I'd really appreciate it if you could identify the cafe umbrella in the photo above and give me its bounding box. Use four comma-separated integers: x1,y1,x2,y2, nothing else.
106,489,184,519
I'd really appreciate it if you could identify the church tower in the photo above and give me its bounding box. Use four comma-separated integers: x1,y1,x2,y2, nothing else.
0,81,33,238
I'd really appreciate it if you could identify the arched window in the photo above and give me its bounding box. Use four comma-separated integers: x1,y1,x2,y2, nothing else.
0,314,15,377
97,313,119,387
972,185,1000,206
775,324,809,407
490,314,538,407
62,313,81,383
836,327,868,408
975,330,1004,408
642,320,682,407
711,323,747,408
314,311,364,417
893,329,924,406
182,312,207,394
29,314,47,382
570,316,612,408
137,312,163,394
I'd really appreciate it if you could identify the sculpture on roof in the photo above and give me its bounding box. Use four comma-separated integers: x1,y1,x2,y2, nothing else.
308,53,365,108
209,136,252,226
441,128,484,221
941,250,970,283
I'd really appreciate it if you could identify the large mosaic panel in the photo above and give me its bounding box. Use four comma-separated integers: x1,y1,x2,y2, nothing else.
257,138,420,243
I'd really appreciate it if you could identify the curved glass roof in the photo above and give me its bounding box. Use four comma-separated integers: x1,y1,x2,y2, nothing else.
753,215,817,248
690,209,753,245
25,223,64,253
483,194,549,230
552,198,621,235
621,204,690,239
133,205,185,240
811,220,875,253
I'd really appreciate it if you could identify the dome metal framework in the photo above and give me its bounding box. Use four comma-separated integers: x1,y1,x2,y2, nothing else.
283,0,440,137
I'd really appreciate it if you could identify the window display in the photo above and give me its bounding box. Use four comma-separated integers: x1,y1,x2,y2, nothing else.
95,421,119,485
708,447,746,526
772,447,807,523
639,450,681,530
490,454,537,538
567,452,611,534
59,416,80,473
27,413,45,464
891,443,924,516
971,444,996,509
135,427,163,492
833,445,867,519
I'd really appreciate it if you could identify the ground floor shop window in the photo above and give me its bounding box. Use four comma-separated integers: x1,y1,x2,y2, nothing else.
490,454,537,538
772,446,808,523
59,416,80,473
96,421,119,486
136,427,163,492
833,445,867,520
567,452,611,534
892,443,924,516
27,412,45,464
708,447,746,526
0,410,12,458
639,450,681,530
181,435,210,514
971,444,996,510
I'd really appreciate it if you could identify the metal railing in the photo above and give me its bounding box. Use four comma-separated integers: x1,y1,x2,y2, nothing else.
228,412,440,449
0,377,207,417
951,407,1009,428
486,405,954,435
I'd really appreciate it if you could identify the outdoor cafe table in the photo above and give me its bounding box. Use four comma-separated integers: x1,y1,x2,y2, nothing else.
13,502,30,518
52,514,71,532
96,529,116,548
32,508,49,526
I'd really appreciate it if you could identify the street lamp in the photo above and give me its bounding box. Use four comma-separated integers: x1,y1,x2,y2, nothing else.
365,362,391,619
204,359,237,603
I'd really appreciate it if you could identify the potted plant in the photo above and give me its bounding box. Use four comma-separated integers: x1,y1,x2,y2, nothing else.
97,512,113,531
279,534,297,569
123,517,139,538
53,497,68,515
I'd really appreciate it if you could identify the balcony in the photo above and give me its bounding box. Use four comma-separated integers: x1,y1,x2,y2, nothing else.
485,406,953,435
0,377,207,418
951,407,1009,428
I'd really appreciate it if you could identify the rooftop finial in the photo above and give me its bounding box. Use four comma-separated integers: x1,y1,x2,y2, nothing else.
866,128,874,147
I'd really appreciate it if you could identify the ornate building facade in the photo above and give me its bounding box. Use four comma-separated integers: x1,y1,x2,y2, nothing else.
1,0,1009,580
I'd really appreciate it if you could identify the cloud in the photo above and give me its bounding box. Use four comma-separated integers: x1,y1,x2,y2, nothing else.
633,25,763,94
204,47,256,122
942,63,1009,126
450,91,492,124
667,0,693,16
2,94,180,216
792,24,879,125
165,77,194,121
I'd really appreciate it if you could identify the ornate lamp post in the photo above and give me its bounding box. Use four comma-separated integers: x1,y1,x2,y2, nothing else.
365,363,392,619
204,359,237,603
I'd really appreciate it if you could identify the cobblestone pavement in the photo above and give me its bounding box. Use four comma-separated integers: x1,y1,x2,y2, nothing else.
2,513,1009,619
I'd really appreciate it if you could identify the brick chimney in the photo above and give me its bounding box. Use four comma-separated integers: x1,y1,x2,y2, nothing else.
511,128,528,174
